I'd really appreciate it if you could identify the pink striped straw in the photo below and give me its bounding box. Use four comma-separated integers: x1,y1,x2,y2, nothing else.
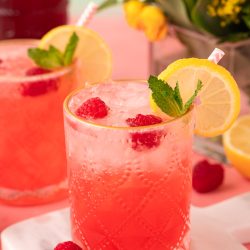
208,48,225,64
194,48,225,106
76,2,98,27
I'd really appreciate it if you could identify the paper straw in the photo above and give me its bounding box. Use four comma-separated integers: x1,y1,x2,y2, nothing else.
76,2,98,27
208,48,225,64
194,48,225,106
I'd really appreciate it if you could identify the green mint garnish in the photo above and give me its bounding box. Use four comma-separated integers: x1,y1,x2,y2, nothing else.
148,75,203,117
63,32,79,66
28,32,79,70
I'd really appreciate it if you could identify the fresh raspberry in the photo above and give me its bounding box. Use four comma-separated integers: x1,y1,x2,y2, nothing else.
20,67,58,96
54,241,82,250
75,97,109,119
126,114,163,151
26,67,51,76
126,114,162,127
192,160,224,193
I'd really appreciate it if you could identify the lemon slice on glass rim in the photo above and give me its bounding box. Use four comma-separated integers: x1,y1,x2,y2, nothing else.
39,25,112,84
151,58,240,137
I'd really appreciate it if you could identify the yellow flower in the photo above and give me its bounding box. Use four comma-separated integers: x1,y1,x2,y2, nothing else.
123,1,167,41
123,0,145,28
137,5,168,41
207,0,245,27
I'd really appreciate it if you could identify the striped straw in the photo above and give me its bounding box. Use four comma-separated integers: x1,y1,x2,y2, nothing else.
208,48,225,64
76,2,98,27
194,48,225,106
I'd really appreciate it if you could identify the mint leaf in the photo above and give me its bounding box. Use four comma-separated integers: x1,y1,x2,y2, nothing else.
148,75,203,117
28,32,79,70
63,32,79,66
49,45,64,64
148,75,182,117
28,48,63,69
173,82,183,110
183,79,203,113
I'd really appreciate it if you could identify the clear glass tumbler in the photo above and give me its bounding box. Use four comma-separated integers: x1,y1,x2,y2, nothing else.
64,81,194,249
0,39,79,205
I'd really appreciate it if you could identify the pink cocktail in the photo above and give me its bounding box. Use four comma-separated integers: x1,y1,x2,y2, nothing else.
64,81,194,249
0,39,79,205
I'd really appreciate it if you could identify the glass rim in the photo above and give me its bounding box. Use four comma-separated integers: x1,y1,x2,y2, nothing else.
63,80,194,131
0,39,75,83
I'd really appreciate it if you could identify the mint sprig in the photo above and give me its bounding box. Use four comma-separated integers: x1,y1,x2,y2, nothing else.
28,32,79,70
148,75,203,117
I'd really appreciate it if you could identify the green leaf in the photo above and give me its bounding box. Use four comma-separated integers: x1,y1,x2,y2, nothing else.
155,0,195,30
183,0,197,11
183,0,197,18
173,82,183,111
48,45,64,64
28,32,79,70
243,15,250,29
28,48,64,69
63,32,79,66
183,79,203,113
148,75,182,117
148,76,203,118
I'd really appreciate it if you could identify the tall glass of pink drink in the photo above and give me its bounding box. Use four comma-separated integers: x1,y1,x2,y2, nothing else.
0,39,79,205
64,81,194,249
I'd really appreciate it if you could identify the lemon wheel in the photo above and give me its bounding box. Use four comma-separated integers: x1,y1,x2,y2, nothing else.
39,25,112,84
154,58,240,137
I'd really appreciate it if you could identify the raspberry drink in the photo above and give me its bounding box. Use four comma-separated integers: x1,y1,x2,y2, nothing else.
64,81,194,249
0,0,68,39
0,39,78,205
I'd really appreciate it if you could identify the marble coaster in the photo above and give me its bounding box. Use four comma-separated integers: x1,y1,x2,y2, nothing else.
2,193,250,250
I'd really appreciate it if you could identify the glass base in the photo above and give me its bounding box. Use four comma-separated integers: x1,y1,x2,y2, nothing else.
0,179,67,206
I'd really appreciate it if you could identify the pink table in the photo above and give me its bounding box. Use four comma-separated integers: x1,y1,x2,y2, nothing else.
0,15,250,249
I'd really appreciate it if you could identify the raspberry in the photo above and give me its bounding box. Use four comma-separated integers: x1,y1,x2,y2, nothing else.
26,67,51,76
75,97,109,119
20,67,58,96
126,114,162,127
192,160,224,193
126,114,163,151
54,241,82,250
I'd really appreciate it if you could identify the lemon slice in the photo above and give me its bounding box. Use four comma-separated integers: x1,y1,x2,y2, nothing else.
39,25,112,84
223,115,250,179
153,58,240,137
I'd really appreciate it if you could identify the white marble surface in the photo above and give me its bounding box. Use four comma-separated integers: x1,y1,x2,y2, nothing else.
202,192,250,244
2,193,250,250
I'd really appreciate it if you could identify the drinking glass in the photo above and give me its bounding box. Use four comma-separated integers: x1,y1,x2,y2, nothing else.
0,39,79,205
64,80,194,249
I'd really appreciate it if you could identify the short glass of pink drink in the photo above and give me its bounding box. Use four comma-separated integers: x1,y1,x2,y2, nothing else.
0,39,79,205
64,80,194,249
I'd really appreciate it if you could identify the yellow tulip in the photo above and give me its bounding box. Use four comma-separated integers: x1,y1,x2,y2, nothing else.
123,0,145,28
137,5,168,41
